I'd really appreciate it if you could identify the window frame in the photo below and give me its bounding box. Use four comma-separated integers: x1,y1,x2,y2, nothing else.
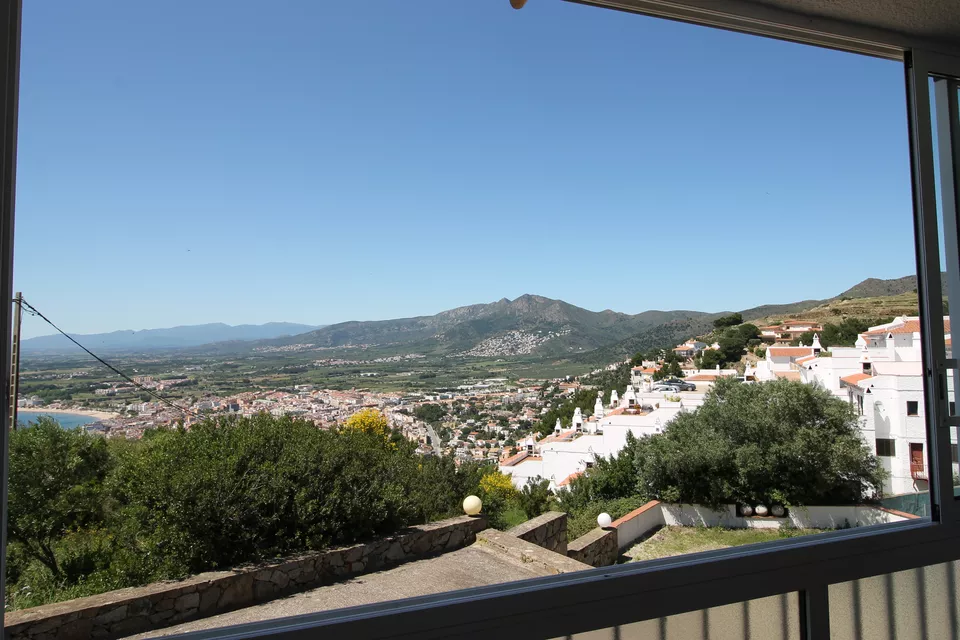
2,4,960,640
876,438,896,457
907,400,920,416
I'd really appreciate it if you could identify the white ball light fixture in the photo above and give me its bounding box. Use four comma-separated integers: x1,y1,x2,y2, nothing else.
463,495,482,516
597,512,612,529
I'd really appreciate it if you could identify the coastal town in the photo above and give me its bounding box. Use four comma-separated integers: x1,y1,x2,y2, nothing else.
17,313,953,499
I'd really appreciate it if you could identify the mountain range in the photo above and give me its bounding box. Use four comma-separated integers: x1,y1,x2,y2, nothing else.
22,322,321,353
21,274,931,361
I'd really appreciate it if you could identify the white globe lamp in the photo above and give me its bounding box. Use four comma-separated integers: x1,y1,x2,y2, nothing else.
463,495,482,516
755,504,769,517
597,512,613,529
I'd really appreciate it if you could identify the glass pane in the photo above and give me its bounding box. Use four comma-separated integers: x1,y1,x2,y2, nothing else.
553,593,801,640
927,76,960,499
5,2,931,637
829,561,960,640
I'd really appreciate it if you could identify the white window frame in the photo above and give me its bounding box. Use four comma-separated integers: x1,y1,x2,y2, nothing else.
2,3,960,640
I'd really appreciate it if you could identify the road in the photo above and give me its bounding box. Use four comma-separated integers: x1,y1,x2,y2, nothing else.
424,423,442,449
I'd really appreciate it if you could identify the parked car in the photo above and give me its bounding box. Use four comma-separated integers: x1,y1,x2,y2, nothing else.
652,384,680,393
661,378,696,391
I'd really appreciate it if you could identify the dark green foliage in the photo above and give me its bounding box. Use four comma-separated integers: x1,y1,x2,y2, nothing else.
558,380,886,524
564,497,648,539
518,477,555,519
790,318,894,348
696,324,760,368
642,379,885,507
652,353,684,380
713,313,743,328
6,414,489,610
413,403,446,424
7,419,111,578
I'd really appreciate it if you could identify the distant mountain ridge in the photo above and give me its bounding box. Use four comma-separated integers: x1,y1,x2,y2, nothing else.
22,322,321,353
267,294,706,357
572,273,936,365
22,274,934,360
835,274,945,299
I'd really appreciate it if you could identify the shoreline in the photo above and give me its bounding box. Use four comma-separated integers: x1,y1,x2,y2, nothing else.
18,407,118,421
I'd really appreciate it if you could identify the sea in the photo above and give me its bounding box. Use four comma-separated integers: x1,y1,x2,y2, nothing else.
17,411,101,430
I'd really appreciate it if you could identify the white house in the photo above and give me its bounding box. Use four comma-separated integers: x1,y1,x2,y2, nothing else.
796,316,954,496
500,388,691,490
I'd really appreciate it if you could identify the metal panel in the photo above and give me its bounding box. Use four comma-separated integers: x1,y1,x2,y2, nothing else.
801,587,831,640
565,0,906,60
909,50,960,524
165,520,960,640
0,0,20,620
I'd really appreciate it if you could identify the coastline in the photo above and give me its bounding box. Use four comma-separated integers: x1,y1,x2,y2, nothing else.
18,407,118,421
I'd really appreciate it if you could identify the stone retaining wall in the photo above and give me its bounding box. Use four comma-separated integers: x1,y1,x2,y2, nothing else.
476,530,591,574
567,527,618,567
506,511,568,554
5,515,487,640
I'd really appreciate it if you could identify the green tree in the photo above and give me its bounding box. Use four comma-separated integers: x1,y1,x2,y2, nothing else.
639,378,886,507
518,477,555,518
7,418,110,578
414,403,446,424
713,313,743,328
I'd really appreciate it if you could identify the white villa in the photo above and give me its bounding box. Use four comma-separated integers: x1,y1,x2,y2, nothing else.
500,387,704,490
505,315,954,499
791,316,954,496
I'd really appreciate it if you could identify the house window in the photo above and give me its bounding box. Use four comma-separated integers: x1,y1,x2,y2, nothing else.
951,401,956,415
862,362,872,374
952,444,958,463
907,401,919,416
876,439,896,457
857,395,864,416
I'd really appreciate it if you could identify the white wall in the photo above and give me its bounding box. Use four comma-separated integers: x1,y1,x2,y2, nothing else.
614,504,665,551
613,503,914,551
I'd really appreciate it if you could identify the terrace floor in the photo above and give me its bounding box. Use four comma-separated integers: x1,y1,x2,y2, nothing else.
126,543,557,638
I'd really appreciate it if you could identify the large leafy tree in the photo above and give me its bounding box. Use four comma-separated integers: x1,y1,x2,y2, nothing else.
560,379,886,511
639,378,886,507
7,418,111,577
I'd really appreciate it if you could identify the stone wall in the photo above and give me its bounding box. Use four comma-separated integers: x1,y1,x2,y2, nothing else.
506,511,568,554
476,530,591,574
567,527,618,568
5,515,487,640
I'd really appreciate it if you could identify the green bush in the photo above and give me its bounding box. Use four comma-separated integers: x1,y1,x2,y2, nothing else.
565,497,648,539
5,414,490,610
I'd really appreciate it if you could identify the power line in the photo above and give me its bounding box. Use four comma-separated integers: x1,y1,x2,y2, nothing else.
16,297,199,418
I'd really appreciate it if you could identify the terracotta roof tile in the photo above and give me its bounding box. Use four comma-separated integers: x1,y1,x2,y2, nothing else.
840,373,873,387
768,347,815,357
774,371,801,381
557,471,583,487
500,451,528,467
540,429,576,444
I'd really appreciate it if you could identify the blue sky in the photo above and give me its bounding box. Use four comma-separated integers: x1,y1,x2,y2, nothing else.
14,1,914,338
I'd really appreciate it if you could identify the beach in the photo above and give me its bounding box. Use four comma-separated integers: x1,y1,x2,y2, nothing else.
20,407,118,421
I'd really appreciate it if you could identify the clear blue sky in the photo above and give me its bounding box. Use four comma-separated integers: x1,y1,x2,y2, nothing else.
14,1,915,338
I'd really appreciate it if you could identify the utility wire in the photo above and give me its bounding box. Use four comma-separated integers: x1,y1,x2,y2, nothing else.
17,297,199,418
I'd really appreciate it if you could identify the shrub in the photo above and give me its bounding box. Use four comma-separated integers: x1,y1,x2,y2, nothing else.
6,413,486,609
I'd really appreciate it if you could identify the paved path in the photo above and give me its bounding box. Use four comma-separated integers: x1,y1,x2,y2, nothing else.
126,544,552,638
424,423,441,449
